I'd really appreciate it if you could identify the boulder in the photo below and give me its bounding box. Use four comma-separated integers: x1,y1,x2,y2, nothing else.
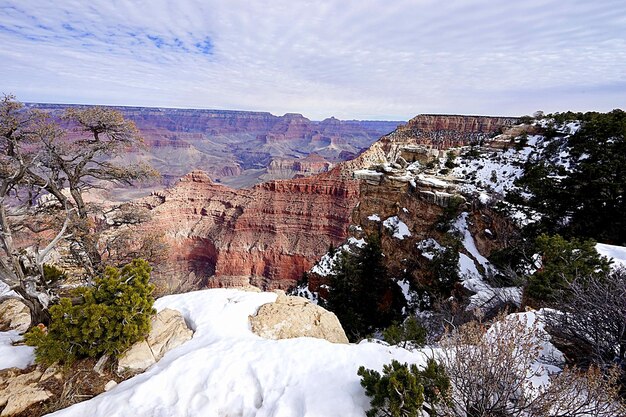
117,308,193,374
0,369,52,416
0,298,31,333
250,292,349,344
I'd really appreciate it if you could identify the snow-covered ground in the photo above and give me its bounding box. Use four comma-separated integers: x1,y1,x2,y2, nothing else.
47,289,429,417
453,212,522,310
0,281,35,371
596,243,626,268
0,331,34,371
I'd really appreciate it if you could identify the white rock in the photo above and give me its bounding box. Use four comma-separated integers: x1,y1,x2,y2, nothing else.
104,380,118,392
117,308,194,374
0,370,52,416
0,299,31,334
250,292,349,344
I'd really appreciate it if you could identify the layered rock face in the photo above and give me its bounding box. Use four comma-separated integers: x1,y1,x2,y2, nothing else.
27,103,400,188
343,114,518,172
143,169,360,290
262,154,332,181
134,114,521,292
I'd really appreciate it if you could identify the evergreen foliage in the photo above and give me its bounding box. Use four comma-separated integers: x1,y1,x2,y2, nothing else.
383,317,427,349
429,242,460,296
323,235,405,341
525,234,610,304
25,259,155,365
516,109,626,244
358,359,450,417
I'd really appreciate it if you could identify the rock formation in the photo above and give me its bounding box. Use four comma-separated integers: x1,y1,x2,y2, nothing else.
128,114,522,292
261,154,332,181
250,291,348,343
143,168,360,291
117,308,194,374
0,299,31,333
0,369,53,416
26,103,401,188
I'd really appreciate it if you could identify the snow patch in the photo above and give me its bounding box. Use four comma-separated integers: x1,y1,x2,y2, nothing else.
596,243,626,268
417,238,444,260
47,289,429,417
0,331,34,371
367,214,381,222
452,212,490,269
383,216,411,240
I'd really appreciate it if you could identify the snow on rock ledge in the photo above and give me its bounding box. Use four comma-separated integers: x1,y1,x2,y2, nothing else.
47,289,427,417
250,291,349,344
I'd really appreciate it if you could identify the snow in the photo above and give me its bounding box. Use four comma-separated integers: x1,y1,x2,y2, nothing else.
47,289,429,417
0,331,34,371
416,174,450,188
452,212,490,269
353,169,383,178
596,243,626,268
382,216,411,240
367,214,381,222
459,253,481,278
417,238,444,260
310,238,366,276
348,237,366,248
310,251,340,276
0,280,18,298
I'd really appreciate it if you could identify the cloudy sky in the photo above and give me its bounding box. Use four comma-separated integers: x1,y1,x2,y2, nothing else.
1,1,625,120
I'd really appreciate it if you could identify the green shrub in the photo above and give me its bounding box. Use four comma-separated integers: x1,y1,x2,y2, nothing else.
444,151,457,169
25,259,155,365
323,234,405,341
383,317,427,349
525,234,610,304
43,264,66,285
358,359,450,417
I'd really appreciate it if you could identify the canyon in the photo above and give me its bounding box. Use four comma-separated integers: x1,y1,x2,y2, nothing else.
27,104,401,189
136,114,519,292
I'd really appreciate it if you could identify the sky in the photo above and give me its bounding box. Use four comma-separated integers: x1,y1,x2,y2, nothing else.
1,1,625,120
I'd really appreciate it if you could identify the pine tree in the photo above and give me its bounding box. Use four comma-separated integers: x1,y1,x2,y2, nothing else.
25,259,155,365
324,235,405,341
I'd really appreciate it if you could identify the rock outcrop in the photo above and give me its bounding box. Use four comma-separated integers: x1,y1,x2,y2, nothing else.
143,169,360,290
250,291,348,343
27,103,401,188
0,299,31,333
262,154,332,181
0,369,53,416
117,308,194,374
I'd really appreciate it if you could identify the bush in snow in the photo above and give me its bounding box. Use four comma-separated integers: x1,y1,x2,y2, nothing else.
25,259,155,365
545,267,626,386
358,358,450,417
524,234,610,305
436,313,625,416
383,317,427,350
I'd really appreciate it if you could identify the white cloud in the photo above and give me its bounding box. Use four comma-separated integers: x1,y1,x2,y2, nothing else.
1,0,625,119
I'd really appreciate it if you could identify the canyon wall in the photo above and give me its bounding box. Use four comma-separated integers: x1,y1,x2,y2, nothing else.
27,103,401,188
142,169,360,291
137,114,520,292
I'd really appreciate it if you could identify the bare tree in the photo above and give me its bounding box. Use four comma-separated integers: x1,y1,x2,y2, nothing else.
544,267,626,368
0,95,70,323
434,313,625,417
1,96,159,323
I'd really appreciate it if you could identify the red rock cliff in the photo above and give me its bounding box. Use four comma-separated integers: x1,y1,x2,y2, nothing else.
144,169,360,290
